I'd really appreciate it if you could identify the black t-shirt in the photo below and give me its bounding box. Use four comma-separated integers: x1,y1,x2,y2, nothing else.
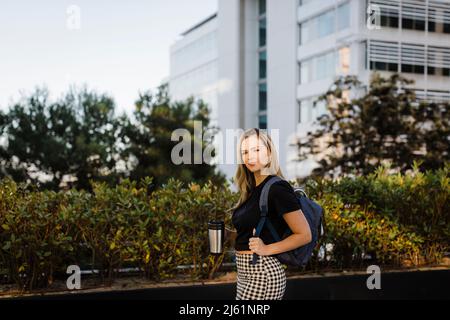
231,175,302,251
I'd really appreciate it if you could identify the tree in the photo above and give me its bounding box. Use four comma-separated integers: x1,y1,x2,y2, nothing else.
294,73,450,179
120,84,226,188
0,86,121,190
0,84,227,190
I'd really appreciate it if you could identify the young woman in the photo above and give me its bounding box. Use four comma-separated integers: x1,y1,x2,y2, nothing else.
229,128,312,300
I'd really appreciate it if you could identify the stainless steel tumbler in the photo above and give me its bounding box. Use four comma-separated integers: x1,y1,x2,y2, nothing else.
208,220,224,254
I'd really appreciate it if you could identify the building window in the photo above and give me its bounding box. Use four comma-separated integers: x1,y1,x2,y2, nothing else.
259,114,267,129
318,10,335,38
370,61,399,72
300,21,310,45
300,50,339,84
380,15,399,28
259,0,266,16
259,83,267,111
298,98,328,124
259,18,266,47
444,22,450,33
337,2,350,31
316,51,335,79
401,64,425,74
258,83,267,128
427,67,450,76
300,3,350,45
258,0,267,129
300,60,311,84
372,5,450,34
298,100,311,123
316,99,327,119
259,51,267,79
402,18,426,31
300,10,334,44
428,21,436,32
443,68,450,76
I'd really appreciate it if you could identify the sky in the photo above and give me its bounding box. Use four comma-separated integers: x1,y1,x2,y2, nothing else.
0,0,217,115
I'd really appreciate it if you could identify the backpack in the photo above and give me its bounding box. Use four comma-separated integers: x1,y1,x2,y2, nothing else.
252,176,325,267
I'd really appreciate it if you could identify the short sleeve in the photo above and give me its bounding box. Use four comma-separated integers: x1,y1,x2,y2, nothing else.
268,181,301,217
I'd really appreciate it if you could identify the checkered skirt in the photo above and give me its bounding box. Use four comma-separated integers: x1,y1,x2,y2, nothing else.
235,252,286,300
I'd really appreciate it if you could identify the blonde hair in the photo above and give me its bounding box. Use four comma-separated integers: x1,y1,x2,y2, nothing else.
227,128,285,214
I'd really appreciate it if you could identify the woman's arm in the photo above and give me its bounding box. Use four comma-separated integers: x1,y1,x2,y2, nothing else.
249,209,312,256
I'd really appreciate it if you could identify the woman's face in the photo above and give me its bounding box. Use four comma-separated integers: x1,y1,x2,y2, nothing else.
240,134,270,173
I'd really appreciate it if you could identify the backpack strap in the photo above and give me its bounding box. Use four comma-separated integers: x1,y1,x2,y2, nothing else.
252,176,283,265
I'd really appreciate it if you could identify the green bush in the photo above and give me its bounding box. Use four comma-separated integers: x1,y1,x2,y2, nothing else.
310,193,425,269
0,181,76,289
305,162,449,268
0,177,237,289
0,165,448,291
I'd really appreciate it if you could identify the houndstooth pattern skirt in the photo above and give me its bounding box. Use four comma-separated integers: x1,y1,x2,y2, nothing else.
235,252,286,300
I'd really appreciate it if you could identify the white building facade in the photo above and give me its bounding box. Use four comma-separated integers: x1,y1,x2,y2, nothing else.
169,0,450,183
169,14,219,128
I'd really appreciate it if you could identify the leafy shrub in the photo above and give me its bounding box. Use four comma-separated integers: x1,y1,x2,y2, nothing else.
305,162,449,267
0,177,237,289
0,164,447,290
310,193,424,269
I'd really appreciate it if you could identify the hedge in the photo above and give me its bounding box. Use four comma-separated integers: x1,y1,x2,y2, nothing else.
0,165,448,290
304,163,449,269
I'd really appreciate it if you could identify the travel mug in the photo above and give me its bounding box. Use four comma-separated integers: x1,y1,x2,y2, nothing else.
208,220,224,254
